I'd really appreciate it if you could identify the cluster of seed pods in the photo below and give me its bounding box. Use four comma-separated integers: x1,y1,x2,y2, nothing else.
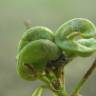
16,19,96,96
17,18,96,82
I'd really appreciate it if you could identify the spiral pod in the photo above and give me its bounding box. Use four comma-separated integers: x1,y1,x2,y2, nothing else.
55,18,96,57
18,26,54,52
17,26,61,80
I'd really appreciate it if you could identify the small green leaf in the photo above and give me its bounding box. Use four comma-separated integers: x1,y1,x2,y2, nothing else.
32,86,44,96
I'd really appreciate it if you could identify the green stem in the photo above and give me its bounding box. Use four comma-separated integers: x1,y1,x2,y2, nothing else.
51,80,67,96
71,59,96,96
40,61,68,96
54,83,68,96
52,67,68,96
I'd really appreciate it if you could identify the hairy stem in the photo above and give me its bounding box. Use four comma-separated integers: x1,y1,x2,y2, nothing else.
71,59,96,96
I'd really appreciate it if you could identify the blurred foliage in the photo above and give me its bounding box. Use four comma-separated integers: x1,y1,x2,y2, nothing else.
0,0,96,96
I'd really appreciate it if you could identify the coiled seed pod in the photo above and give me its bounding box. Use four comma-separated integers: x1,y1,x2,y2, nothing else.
17,26,61,80
18,26,54,52
55,18,96,57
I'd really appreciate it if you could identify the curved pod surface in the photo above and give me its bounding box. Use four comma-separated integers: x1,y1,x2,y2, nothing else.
55,18,96,57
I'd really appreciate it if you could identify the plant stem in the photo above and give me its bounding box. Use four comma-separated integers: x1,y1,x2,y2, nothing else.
55,82,68,96
51,78,68,96
52,66,68,96
71,59,96,96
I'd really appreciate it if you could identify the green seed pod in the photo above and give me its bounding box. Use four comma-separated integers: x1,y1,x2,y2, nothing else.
55,18,96,57
17,40,60,80
18,26,54,53
17,26,61,81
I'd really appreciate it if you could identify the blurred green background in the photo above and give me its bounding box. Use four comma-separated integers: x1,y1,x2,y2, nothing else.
0,0,96,96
